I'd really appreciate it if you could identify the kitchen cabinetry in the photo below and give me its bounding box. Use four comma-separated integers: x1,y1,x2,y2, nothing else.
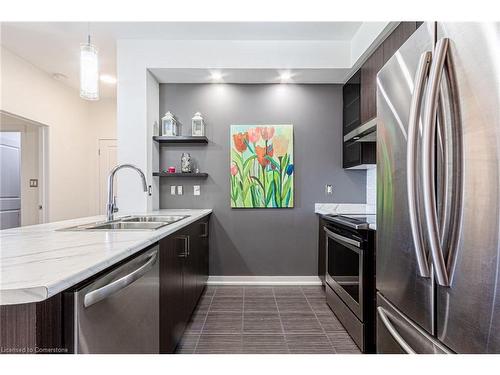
360,46,384,124
342,22,419,169
160,216,210,353
0,295,62,353
343,70,361,136
318,217,326,285
361,22,417,124
343,141,376,169
382,22,417,65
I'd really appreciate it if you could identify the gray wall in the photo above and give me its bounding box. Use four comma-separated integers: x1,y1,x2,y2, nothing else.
159,84,365,276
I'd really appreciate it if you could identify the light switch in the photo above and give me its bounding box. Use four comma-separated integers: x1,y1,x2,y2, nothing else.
193,185,200,196
177,185,183,195
170,185,176,195
29,179,38,188
325,184,333,195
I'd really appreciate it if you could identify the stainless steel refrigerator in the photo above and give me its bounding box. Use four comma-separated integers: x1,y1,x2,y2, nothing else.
376,22,500,354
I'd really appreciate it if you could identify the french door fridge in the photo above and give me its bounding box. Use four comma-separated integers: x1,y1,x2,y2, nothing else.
377,22,500,354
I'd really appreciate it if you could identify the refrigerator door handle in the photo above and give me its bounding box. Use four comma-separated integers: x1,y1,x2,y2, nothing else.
377,306,417,354
438,38,463,286
422,38,457,287
407,50,432,278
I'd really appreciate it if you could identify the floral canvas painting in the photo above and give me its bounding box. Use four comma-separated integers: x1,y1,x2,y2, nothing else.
230,125,294,208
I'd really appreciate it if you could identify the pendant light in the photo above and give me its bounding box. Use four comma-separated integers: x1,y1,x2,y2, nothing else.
80,23,99,100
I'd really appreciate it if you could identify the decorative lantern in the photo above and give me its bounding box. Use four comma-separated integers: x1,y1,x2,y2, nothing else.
191,112,205,137
161,111,178,136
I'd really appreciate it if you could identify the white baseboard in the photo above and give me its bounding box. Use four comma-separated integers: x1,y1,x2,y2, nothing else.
207,276,322,286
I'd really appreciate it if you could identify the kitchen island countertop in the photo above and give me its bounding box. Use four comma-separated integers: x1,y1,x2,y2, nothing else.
0,209,212,306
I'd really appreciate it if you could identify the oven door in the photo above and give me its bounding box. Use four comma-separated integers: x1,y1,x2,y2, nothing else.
324,226,363,320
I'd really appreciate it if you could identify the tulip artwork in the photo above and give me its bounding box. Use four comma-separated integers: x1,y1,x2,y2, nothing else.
230,124,294,208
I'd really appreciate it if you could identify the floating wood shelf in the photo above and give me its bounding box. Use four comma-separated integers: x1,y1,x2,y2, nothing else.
153,136,208,144
153,172,208,178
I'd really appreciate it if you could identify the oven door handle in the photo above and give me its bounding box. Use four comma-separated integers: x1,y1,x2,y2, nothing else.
323,227,361,248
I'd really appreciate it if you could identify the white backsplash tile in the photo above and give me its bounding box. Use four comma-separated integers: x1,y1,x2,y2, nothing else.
366,167,377,212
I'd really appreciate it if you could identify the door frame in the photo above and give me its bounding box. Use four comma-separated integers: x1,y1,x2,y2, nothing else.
0,110,49,224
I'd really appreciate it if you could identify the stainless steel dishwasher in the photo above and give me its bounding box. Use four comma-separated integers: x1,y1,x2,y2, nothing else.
64,245,159,353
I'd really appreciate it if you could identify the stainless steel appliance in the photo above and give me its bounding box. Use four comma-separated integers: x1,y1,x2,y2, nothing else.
0,132,21,229
323,215,375,352
377,22,500,353
64,245,159,353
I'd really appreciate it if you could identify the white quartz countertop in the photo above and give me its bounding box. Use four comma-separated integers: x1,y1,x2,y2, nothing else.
0,209,212,306
314,203,376,230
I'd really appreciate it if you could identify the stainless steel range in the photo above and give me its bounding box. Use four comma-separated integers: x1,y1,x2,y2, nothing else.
322,214,376,353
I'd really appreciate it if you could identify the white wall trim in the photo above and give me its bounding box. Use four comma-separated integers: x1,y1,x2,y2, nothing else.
207,276,322,286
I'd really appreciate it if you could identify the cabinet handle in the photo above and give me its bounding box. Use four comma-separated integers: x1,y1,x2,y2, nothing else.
201,222,209,238
177,235,189,258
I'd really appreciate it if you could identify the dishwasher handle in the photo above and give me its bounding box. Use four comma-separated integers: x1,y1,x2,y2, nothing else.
84,251,158,308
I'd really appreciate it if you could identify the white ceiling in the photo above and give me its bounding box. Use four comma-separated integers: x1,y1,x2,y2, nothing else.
0,22,371,98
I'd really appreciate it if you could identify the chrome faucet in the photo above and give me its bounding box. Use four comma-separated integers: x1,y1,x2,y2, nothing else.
106,164,148,222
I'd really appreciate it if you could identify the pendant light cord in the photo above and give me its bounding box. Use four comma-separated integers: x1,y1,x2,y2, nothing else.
87,22,91,45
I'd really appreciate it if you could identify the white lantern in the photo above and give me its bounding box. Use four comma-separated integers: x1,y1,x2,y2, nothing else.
161,111,178,136
191,112,205,136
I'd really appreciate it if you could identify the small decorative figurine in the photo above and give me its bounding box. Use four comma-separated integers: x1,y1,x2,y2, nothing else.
181,152,192,173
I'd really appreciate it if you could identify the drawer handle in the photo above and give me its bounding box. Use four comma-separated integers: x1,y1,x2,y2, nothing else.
377,307,416,354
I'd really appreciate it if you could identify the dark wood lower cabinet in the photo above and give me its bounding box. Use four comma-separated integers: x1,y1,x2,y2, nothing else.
159,231,186,353
0,295,62,354
160,216,210,353
318,217,326,285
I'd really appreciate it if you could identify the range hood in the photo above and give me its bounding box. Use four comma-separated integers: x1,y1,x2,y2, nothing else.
344,117,377,143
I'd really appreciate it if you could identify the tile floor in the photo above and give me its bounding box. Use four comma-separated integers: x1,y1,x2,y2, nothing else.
176,285,361,354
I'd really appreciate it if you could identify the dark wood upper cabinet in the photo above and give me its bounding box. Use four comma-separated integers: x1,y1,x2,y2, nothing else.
360,22,418,125
343,70,361,136
382,22,417,65
343,22,419,169
360,45,384,124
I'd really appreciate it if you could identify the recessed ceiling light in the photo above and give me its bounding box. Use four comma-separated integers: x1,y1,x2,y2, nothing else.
100,74,117,84
279,71,292,83
52,73,68,81
210,71,223,83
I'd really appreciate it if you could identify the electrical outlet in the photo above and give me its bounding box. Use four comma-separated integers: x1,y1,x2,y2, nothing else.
193,185,200,196
177,185,183,195
170,185,176,195
325,184,333,195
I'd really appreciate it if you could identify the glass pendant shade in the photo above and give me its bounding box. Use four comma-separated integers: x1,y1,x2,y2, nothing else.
80,42,99,100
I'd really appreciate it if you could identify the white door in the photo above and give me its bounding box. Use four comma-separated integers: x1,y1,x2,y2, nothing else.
98,139,117,215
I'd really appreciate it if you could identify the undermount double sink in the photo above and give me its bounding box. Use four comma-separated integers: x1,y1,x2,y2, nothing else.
60,215,189,231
